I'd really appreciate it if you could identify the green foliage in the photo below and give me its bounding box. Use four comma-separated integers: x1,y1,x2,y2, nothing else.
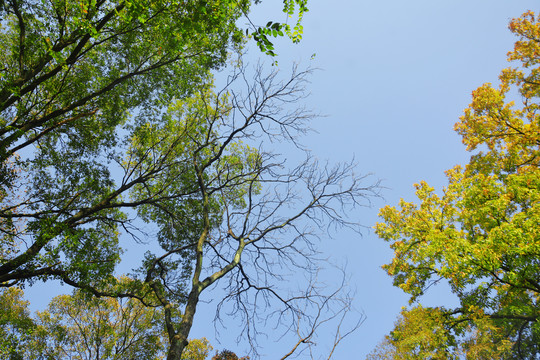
181,338,213,360
0,286,223,360
0,0,307,293
0,0,249,291
0,286,252,360
0,287,39,360
367,306,513,360
250,0,308,56
124,86,263,306
373,11,540,359
36,289,167,359
0,3,373,359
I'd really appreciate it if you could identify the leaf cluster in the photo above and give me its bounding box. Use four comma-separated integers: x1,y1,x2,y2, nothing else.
374,11,540,359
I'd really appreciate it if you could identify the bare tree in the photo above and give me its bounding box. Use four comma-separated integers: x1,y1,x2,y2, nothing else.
276,270,365,360
120,64,379,359
1,55,376,358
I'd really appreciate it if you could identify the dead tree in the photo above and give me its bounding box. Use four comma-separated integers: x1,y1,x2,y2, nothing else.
121,64,379,359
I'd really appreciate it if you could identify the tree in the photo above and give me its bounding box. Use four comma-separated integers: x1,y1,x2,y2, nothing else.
0,287,43,360
2,282,355,360
366,306,513,360
0,2,373,359
122,64,375,359
212,349,250,360
181,338,213,360
36,288,167,359
374,11,540,359
0,0,309,289
0,286,218,359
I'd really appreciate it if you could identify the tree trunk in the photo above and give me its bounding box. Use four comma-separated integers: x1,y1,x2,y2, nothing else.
166,287,201,360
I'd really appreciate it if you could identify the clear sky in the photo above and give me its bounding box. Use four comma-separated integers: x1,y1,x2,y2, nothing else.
186,0,540,358
23,1,540,359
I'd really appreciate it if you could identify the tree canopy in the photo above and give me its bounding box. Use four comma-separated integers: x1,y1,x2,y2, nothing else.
0,285,232,359
0,0,309,289
373,11,540,359
0,1,373,359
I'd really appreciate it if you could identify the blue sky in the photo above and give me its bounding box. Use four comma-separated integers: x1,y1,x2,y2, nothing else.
24,1,539,358
186,1,539,358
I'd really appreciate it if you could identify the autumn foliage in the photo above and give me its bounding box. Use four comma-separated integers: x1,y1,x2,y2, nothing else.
373,11,540,359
